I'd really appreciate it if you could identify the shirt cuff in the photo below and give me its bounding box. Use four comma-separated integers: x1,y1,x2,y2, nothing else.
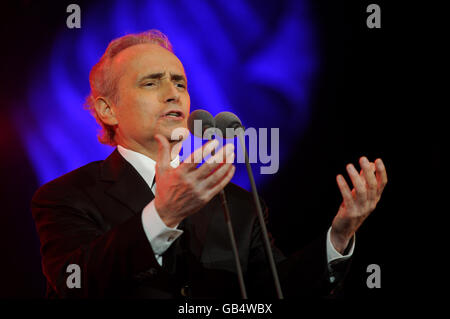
326,226,355,263
326,227,355,283
141,200,184,256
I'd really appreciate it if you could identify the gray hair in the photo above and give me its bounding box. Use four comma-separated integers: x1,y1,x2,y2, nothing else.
84,30,174,146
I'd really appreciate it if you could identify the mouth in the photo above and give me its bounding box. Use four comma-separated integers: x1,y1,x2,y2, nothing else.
161,109,185,120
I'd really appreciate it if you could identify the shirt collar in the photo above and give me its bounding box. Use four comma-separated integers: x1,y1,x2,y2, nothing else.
117,144,180,190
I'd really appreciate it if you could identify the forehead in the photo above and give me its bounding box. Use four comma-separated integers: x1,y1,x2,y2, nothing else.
111,43,186,81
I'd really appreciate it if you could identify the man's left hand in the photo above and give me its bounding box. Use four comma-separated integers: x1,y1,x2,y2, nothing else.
331,156,388,253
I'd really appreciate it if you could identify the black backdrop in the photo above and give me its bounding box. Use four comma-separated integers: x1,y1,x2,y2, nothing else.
0,0,440,302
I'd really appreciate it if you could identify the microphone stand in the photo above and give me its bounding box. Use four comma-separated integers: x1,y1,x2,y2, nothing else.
209,137,248,299
235,127,284,299
219,189,248,299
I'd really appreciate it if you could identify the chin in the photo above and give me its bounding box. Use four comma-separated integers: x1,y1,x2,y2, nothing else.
160,125,188,142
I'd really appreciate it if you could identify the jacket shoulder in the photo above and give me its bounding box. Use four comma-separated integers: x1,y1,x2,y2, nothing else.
225,182,251,199
226,182,267,205
224,182,269,214
31,160,103,204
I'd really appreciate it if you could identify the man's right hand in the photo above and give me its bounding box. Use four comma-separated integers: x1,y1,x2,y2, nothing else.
153,134,235,228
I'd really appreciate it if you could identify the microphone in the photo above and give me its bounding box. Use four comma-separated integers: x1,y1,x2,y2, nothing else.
187,109,215,137
187,110,248,299
214,111,243,138
215,111,284,299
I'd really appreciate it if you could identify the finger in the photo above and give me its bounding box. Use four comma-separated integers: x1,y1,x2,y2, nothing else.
346,163,367,203
154,134,171,171
170,131,188,160
336,174,354,208
205,143,234,164
375,158,388,195
204,165,236,199
181,139,219,170
358,163,376,180
201,157,235,188
195,144,235,179
359,156,377,201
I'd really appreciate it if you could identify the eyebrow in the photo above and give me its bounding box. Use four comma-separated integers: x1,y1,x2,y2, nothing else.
138,72,187,83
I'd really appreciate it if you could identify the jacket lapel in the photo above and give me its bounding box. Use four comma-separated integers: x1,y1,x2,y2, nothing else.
100,149,154,215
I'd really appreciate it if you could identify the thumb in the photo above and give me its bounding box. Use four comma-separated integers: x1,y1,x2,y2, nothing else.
154,134,171,171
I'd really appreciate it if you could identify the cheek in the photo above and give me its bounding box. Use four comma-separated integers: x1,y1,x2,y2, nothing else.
118,91,160,124
182,93,191,111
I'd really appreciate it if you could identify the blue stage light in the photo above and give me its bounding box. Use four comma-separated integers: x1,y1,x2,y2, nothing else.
21,0,319,190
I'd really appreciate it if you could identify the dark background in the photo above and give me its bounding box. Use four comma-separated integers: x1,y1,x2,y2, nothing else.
0,0,439,301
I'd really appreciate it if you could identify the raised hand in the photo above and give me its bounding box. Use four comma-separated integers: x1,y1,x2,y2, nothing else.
154,134,235,227
331,156,388,253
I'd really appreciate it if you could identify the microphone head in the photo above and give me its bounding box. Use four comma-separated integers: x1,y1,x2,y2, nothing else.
187,109,215,137
214,111,243,138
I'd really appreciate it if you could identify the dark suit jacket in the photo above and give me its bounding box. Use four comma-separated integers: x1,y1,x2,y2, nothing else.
31,149,349,298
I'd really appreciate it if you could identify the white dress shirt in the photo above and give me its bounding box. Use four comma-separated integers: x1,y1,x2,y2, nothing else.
117,145,354,282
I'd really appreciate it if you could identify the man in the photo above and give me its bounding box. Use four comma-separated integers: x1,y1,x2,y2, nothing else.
31,30,387,298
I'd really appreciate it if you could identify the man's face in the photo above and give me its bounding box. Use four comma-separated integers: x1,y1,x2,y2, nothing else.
110,43,190,150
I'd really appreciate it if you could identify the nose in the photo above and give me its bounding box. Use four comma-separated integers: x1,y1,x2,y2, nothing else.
160,82,180,104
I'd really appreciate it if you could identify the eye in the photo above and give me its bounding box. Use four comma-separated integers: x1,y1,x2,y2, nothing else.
144,82,155,87
176,83,186,89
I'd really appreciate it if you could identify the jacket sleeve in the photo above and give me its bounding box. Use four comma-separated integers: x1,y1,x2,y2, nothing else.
31,181,161,298
246,200,352,298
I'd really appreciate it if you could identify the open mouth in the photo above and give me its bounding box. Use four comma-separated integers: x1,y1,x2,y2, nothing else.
162,110,185,120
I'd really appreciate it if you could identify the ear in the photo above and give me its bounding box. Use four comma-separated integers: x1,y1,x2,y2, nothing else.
94,97,118,126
